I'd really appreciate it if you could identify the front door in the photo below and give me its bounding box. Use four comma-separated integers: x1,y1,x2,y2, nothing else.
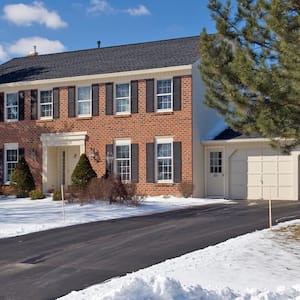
207,149,224,197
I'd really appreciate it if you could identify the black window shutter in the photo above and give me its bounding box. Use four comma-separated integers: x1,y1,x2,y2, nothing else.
92,84,99,116
105,144,113,172
131,144,139,183
146,79,154,113
68,86,76,118
53,88,60,119
105,83,113,115
0,93,4,122
131,80,138,114
173,76,181,111
173,142,182,183
0,148,3,184
30,89,38,120
19,147,25,159
19,91,25,121
146,143,155,183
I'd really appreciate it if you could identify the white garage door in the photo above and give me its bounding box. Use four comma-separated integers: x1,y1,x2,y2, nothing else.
247,153,293,200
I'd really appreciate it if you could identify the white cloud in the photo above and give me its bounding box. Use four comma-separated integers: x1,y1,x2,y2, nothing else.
126,4,150,16
3,1,67,29
87,0,113,14
0,45,8,61
87,1,150,16
8,37,66,56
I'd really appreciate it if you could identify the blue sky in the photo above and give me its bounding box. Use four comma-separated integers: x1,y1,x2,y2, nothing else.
0,1,218,63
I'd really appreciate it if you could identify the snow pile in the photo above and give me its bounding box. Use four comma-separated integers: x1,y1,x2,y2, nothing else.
59,220,300,300
0,196,229,239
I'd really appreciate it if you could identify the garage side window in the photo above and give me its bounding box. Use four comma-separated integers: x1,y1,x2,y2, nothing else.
210,151,222,173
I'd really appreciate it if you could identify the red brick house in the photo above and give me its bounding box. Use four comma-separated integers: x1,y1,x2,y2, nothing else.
0,36,221,197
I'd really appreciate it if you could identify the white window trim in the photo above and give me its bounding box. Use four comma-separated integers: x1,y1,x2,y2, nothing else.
155,78,173,113
114,138,131,182
4,143,18,184
115,83,131,115
39,89,53,120
155,136,173,183
5,92,18,122
77,86,92,117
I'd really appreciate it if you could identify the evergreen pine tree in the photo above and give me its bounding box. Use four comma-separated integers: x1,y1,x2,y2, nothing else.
10,156,35,197
71,154,97,190
199,0,300,152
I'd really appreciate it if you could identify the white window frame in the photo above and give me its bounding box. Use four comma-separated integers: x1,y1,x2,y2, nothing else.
115,83,131,115
39,89,53,119
114,139,131,183
5,92,18,122
77,86,92,117
155,137,173,183
4,143,18,184
156,79,173,112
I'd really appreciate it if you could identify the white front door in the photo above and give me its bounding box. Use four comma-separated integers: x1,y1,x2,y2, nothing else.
207,149,224,197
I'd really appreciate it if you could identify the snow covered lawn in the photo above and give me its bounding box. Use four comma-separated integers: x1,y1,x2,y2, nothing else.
59,220,300,300
0,195,229,239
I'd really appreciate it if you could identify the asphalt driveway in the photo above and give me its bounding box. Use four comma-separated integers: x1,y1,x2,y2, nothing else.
0,200,299,300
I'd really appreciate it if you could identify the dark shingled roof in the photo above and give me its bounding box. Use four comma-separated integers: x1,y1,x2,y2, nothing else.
214,127,262,140
0,36,200,84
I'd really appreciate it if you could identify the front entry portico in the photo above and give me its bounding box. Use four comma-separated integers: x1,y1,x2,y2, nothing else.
40,132,87,193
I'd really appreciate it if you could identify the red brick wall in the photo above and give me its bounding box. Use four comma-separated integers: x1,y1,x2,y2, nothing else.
0,76,193,196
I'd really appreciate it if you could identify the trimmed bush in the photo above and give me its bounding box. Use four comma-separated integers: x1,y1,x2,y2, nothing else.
52,191,62,201
29,189,45,200
178,181,194,198
71,154,97,191
10,156,35,197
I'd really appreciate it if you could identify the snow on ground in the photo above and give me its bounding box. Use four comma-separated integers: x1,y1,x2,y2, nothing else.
0,195,229,239
59,220,300,300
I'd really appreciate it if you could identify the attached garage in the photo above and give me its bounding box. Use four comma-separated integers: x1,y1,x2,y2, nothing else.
203,136,300,201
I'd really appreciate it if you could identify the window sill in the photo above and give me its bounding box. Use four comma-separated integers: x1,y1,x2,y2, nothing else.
76,116,92,120
154,111,174,116
156,182,175,186
36,119,53,123
113,114,132,118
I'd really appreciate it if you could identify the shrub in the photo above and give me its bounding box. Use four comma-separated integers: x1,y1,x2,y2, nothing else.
52,191,62,201
10,156,35,197
178,181,194,198
71,154,97,191
1,185,15,196
29,189,45,200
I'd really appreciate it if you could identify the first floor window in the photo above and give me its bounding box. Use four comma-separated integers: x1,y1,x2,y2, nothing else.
156,140,173,181
40,90,53,118
5,148,18,183
115,83,130,114
6,93,18,121
156,79,172,111
77,86,91,116
115,143,131,182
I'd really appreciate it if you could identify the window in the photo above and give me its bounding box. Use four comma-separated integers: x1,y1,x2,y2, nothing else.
40,90,53,119
6,93,18,121
115,83,130,114
156,79,172,111
77,86,91,116
210,151,222,173
4,146,18,183
115,141,131,182
156,138,173,182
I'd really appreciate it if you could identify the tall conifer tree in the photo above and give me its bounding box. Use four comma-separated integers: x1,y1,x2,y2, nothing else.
199,0,300,152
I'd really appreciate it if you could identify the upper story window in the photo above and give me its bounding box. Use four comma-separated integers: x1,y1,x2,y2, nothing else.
115,83,130,114
77,86,91,117
156,79,172,112
156,137,173,182
6,93,18,121
40,90,53,119
114,140,131,182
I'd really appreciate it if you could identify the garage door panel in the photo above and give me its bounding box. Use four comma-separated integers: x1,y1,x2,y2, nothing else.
248,174,261,185
279,174,292,185
262,174,277,185
248,186,262,199
248,161,261,173
262,161,277,173
278,187,292,199
278,161,292,172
